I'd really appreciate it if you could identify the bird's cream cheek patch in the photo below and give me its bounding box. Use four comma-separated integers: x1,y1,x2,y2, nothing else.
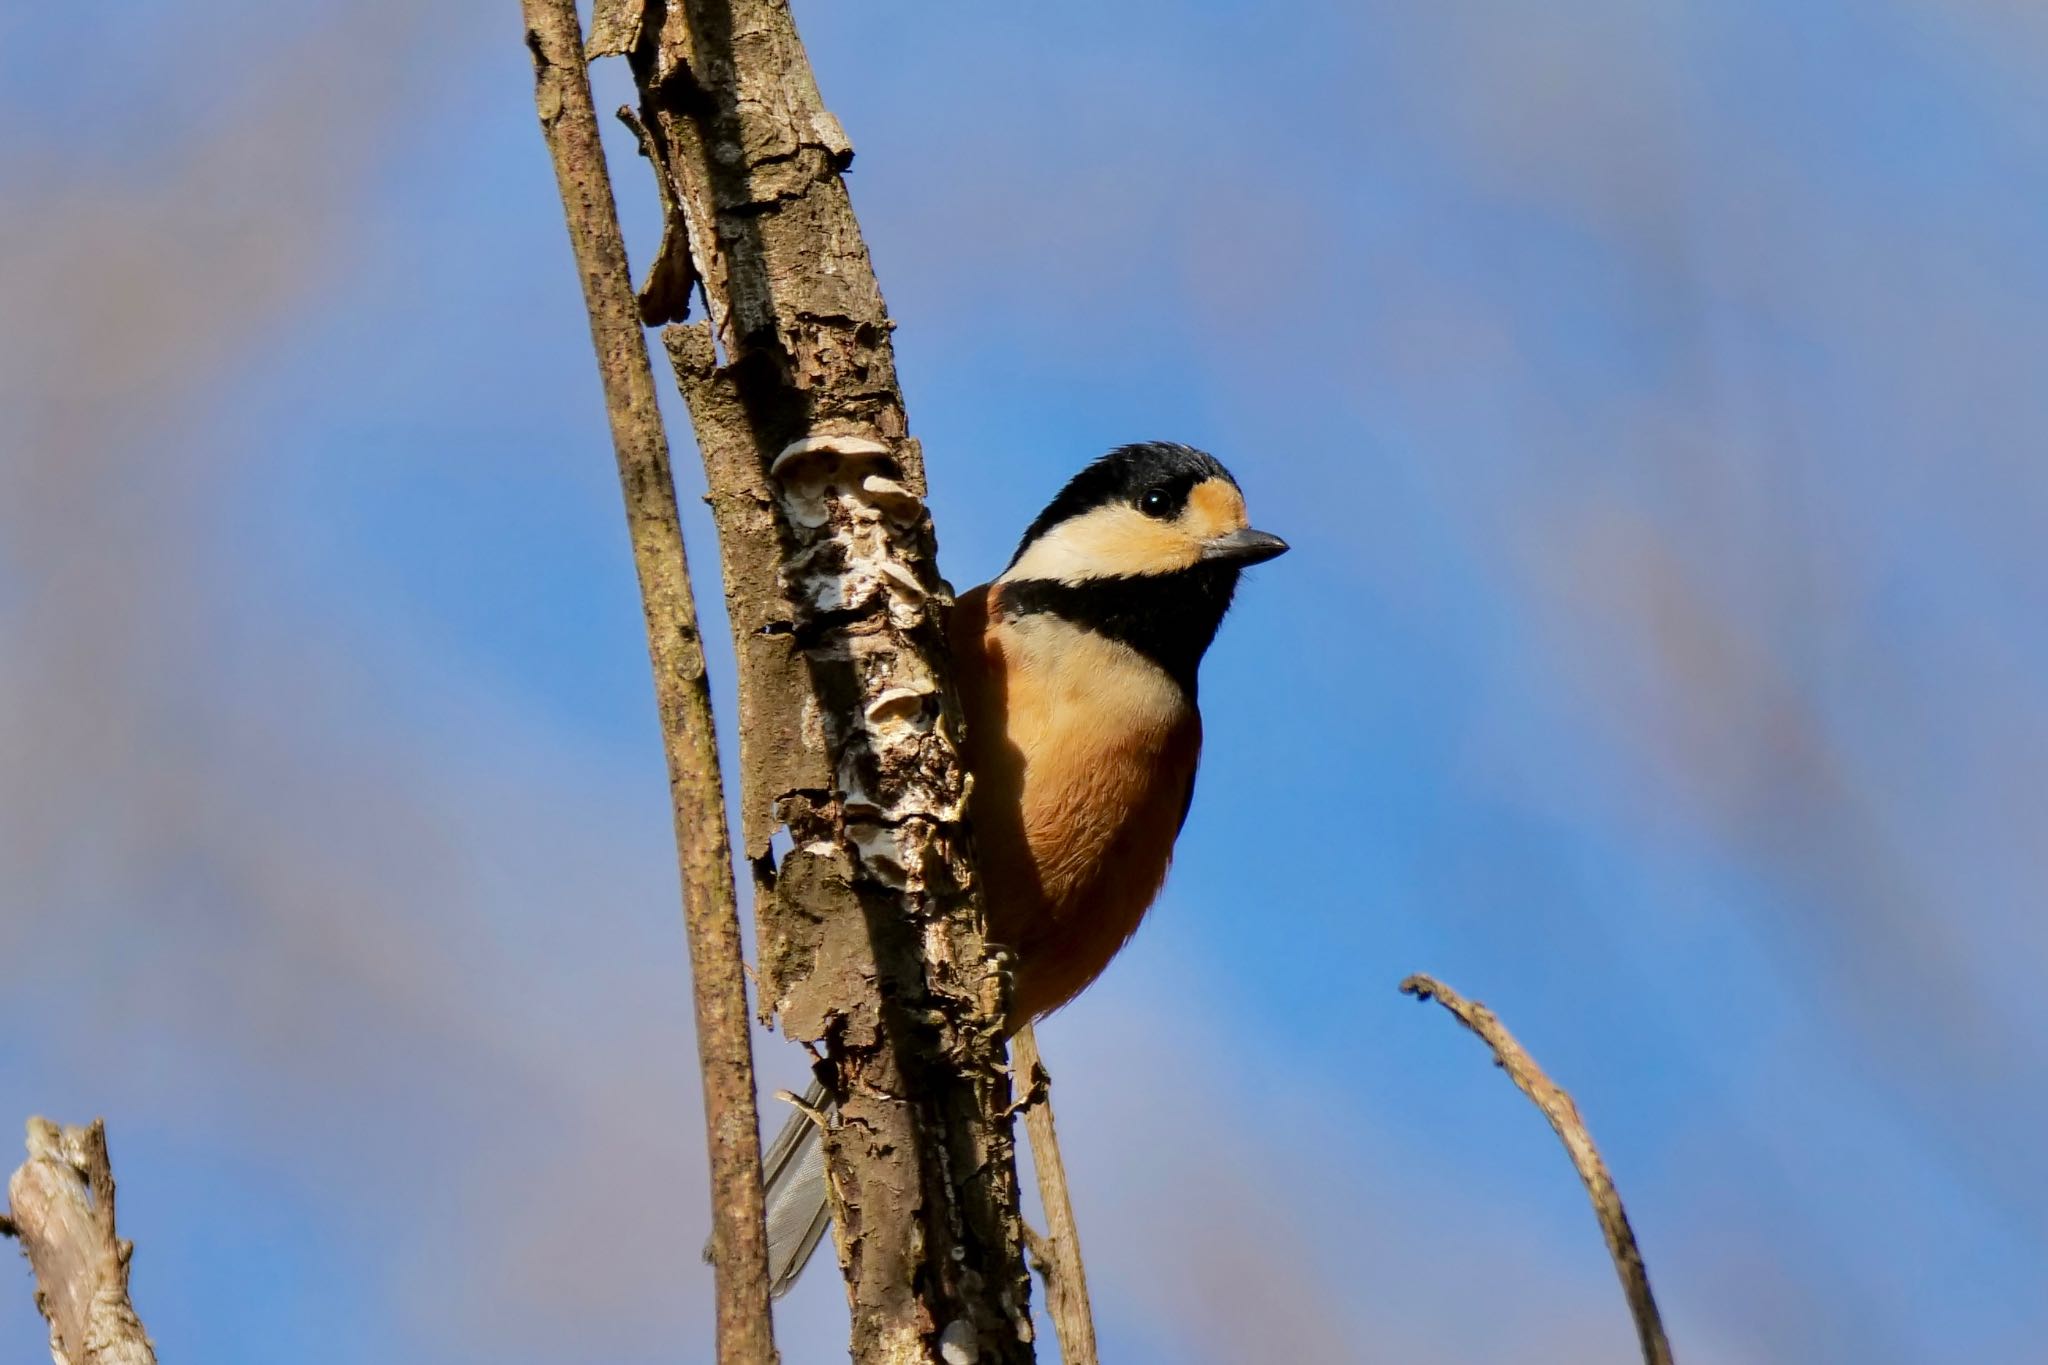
1003,505,1201,582
1001,477,1248,584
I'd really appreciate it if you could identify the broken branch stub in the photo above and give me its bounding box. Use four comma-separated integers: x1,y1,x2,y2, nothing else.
5,1118,158,1365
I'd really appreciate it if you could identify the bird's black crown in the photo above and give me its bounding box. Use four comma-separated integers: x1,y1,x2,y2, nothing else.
1007,442,1238,569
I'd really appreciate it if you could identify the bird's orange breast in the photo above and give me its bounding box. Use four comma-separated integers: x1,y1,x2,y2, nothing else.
951,584,1201,1025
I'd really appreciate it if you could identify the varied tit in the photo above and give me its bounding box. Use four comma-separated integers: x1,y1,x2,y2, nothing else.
758,441,1288,1295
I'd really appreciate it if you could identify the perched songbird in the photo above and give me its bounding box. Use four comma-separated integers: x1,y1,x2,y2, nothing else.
760,441,1288,1294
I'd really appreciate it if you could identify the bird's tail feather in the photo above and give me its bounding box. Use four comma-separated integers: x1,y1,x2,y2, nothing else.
759,1078,833,1298
699,1078,834,1297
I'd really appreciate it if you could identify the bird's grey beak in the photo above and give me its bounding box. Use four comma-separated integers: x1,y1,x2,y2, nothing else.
1202,527,1290,566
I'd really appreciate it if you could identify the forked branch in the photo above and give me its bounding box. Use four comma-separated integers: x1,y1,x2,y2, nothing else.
1013,1026,1099,1365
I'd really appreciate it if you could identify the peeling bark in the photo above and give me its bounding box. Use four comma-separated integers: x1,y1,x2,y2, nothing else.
5,1119,157,1365
595,0,1036,1358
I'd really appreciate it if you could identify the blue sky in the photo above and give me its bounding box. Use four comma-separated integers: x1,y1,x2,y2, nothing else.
4,2,2046,1361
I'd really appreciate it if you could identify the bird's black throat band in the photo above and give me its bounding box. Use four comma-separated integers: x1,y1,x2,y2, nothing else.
995,565,1241,696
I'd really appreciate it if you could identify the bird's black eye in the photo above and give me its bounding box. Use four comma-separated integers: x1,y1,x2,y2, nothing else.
1138,486,1174,518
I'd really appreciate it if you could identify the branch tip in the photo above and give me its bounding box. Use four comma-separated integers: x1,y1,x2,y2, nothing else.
1400,973,1675,1365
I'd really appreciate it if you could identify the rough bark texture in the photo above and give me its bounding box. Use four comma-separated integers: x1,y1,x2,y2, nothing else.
4,1119,157,1365
1401,975,1676,1365
1012,1027,1099,1365
592,1,1036,1359
523,5,779,1361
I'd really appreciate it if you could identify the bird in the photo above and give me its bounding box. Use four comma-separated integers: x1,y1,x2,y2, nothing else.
758,441,1288,1295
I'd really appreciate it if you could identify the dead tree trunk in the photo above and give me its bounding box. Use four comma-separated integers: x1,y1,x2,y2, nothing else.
590,1,1036,1361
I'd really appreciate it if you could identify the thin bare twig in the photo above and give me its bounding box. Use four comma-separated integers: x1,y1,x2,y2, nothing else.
1013,1026,1098,1365
5,1118,157,1365
1400,974,1674,1365
521,5,776,1361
